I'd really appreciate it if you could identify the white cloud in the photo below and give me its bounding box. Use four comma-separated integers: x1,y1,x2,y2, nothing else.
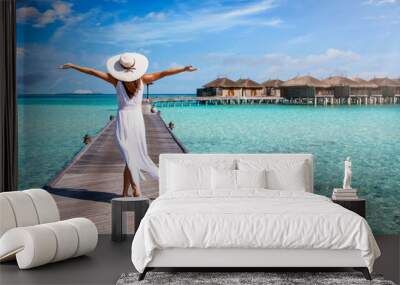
136,48,151,55
105,0,128,3
287,34,312,45
301,48,361,65
202,48,363,80
16,1,82,28
206,49,360,68
259,18,283,27
364,14,400,24
350,52,400,79
364,0,399,5
70,0,281,47
365,15,390,20
169,62,184,69
16,44,112,94
16,7,40,24
51,7,99,40
355,71,390,79
144,12,167,21
73,89,94,94
219,0,276,18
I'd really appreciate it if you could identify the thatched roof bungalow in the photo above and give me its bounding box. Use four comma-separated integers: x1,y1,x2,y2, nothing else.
203,77,240,88
352,77,376,87
282,76,329,88
261,79,283,96
281,76,331,99
262,79,284,88
236,79,262,88
369,77,398,87
197,75,400,102
323,76,360,98
236,79,263,97
323,76,358,87
392,78,400,96
369,78,399,97
349,78,380,96
197,77,240,97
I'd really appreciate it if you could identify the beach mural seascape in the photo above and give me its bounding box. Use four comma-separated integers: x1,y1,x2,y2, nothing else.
18,95,400,234
16,0,399,235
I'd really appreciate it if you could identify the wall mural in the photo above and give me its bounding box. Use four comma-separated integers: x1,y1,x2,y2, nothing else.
16,0,400,234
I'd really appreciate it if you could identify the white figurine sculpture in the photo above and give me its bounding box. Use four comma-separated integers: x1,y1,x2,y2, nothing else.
342,157,352,190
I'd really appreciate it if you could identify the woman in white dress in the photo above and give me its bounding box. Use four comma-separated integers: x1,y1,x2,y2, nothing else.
60,53,197,196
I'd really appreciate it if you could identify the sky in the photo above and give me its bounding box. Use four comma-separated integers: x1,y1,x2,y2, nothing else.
16,0,400,94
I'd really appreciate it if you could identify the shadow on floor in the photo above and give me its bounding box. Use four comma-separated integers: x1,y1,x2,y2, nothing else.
44,185,121,203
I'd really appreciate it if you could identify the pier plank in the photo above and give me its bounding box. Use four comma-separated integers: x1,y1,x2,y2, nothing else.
47,109,185,234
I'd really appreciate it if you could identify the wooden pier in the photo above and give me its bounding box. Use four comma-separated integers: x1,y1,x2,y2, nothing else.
150,95,400,107
151,95,284,107
46,108,185,234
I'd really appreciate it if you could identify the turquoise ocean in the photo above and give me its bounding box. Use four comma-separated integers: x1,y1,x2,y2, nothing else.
18,94,400,234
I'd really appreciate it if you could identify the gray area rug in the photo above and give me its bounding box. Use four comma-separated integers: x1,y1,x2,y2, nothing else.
116,272,395,285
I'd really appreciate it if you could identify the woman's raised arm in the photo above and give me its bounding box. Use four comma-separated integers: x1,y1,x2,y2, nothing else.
59,63,118,86
142,65,197,84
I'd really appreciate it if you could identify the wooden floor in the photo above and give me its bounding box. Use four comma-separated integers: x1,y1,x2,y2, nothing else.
46,110,185,234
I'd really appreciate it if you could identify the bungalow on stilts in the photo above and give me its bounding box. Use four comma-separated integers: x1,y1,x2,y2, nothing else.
261,79,283,97
350,78,381,104
280,76,332,105
236,79,263,97
369,78,400,104
197,77,241,97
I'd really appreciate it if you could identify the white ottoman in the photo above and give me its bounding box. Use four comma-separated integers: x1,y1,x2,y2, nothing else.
0,189,98,269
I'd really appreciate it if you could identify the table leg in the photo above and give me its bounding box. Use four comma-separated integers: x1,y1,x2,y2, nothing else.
112,202,123,242
134,202,149,234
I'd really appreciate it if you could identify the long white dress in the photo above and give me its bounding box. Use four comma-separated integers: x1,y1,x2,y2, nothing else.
115,80,159,185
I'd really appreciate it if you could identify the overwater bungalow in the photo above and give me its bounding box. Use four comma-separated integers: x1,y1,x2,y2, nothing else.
197,77,240,97
261,79,283,96
281,76,332,104
393,79,400,102
350,78,381,104
193,75,399,105
369,78,399,103
322,76,354,102
236,79,263,97
322,76,374,104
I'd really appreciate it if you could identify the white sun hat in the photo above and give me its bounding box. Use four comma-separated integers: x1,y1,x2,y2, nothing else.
106,52,149,82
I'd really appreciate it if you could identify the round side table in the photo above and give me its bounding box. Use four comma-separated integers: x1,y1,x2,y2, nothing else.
111,197,150,242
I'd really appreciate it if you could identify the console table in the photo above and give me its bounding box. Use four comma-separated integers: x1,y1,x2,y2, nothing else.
111,197,150,242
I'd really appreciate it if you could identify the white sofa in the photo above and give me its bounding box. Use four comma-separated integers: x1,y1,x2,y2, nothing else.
0,189,98,269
